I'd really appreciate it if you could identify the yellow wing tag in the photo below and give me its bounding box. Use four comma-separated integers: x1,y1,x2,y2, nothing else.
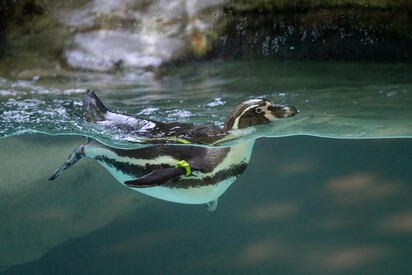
176,138,191,144
177,160,191,176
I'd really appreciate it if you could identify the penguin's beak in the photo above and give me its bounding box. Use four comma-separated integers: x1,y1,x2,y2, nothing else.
268,104,299,118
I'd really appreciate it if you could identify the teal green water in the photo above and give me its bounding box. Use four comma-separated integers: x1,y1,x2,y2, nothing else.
1,60,411,147
2,136,412,274
1,59,412,274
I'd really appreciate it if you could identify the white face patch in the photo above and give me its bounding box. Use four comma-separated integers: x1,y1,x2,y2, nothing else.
264,113,277,121
260,101,273,115
262,101,278,121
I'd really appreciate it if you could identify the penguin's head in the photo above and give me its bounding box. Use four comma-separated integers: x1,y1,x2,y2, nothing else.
224,99,298,130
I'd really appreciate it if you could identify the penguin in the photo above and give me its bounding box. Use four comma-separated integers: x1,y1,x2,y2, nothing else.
81,90,297,145
49,90,298,210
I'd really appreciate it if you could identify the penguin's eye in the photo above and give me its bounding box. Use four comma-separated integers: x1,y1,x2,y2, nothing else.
255,107,264,114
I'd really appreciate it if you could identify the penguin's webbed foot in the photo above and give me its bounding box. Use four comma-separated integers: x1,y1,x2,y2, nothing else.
204,199,218,211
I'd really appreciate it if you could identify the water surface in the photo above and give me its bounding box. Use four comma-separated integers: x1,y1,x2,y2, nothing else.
1,60,411,147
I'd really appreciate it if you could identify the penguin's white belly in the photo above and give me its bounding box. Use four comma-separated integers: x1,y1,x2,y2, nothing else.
130,177,238,204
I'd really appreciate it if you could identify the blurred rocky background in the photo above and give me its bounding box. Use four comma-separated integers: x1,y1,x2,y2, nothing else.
0,0,411,79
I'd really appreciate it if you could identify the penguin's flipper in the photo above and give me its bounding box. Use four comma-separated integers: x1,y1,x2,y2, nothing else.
204,199,218,211
124,167,186,188
49,145,84,180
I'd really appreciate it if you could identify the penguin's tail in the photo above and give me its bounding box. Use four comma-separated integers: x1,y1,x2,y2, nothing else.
48,144,85,181
83,89,109,123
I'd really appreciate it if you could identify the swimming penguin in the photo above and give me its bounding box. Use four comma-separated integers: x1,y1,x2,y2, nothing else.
81,90,297,145
49,91,298,210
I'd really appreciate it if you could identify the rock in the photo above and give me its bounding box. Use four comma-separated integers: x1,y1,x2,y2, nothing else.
0,0,411,76
212,3,412,61
58,0,226,72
